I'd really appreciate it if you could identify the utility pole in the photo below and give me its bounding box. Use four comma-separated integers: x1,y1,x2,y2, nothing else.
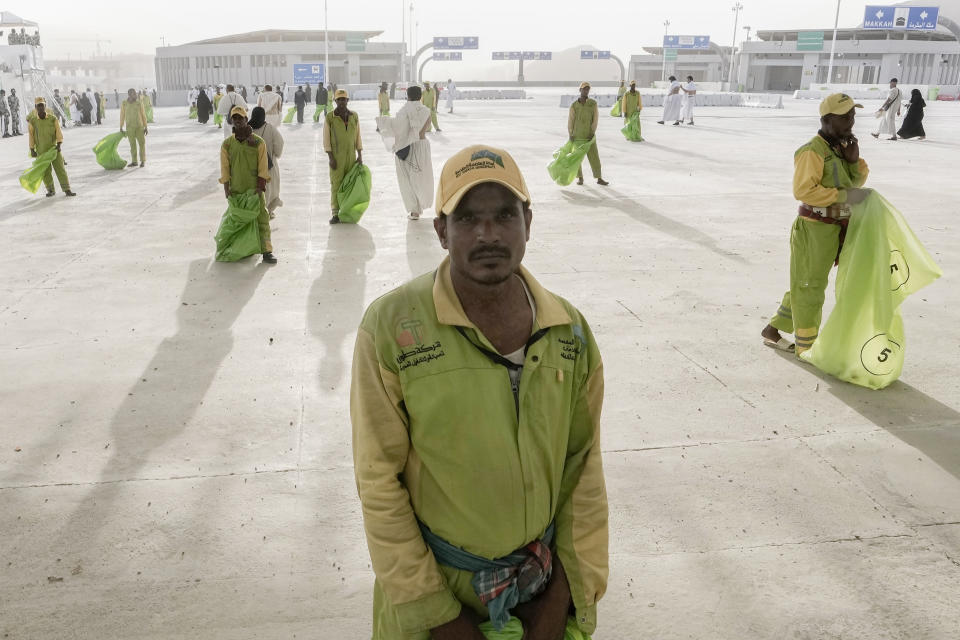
728,2,743,88
324,0,329,87
661,20,670,82
827,0,841,85
401,0,406,82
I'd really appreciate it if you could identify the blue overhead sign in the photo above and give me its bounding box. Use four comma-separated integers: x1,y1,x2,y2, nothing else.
432,52,463,61
525,51,552,60
493,51,552,60
493,51,523,60
580,50,611,60
292,63,325,85
662,35,711,49
864,6,939,30
433,36,479,50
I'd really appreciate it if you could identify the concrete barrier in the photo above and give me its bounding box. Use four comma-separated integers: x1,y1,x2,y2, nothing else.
560,92,784,109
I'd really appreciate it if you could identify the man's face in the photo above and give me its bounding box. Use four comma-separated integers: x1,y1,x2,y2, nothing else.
36,103,46,118
580,86,590,99
823,109,856,138
128,89,137,101
231,113,247,128
890,81,897,88
435,182,531,287
335,97,348,109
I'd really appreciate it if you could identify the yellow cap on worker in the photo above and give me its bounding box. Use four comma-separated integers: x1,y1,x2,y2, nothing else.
229,105,247,118
579,81,590,89
34,96,45,105
435,145,531,215
334,89,348,99
819,93,863,117
629,80,636,86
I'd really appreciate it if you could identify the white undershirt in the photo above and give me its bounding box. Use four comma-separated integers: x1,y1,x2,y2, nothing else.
504,276,537,389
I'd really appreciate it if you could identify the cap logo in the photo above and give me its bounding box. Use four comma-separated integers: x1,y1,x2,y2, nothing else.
470,149,504,168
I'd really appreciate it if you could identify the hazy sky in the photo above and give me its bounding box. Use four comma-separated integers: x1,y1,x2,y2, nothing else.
16,0,876,61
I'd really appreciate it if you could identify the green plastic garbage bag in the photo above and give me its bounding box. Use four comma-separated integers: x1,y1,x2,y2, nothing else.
93,131,127,170
621,111,643,142
145,102,154,123
19,147,59,194
336,163,372,223
547,139,596,186
214,113,223,127
313,104,325,123
283,106,297,124
609,101,621,117
480,617,590,640
800,192,941,389
214,190,263,262
189,106,197,119
63,104,71,120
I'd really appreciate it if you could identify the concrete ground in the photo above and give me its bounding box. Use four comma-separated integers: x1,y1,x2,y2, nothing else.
1,94,958,639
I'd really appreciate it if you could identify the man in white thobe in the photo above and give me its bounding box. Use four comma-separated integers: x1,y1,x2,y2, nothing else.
871,78,902,141
680,75,697,125
376,85,434,220
257,84,283,130
659,75,683,125
446,78,456,113
216,84,248,139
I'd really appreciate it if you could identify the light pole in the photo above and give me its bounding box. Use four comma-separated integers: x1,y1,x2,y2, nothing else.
728,2,743,88
324,0,329,88
409,2,415,79
661,19,670,82
826,0,841,85
401,0,406,82
743,25,751,42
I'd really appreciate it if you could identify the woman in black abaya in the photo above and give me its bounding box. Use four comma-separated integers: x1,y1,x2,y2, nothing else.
897,89,926,140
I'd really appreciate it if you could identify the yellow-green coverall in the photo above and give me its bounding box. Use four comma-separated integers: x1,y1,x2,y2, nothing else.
378,91,390,116
27,112,70,194
323,110,363,212
568,98,602,179
219,135,273,253
421,87,439,131
120,98,147,163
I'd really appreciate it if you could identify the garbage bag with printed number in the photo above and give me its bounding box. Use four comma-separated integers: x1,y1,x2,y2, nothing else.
800,192,941,389
283,106,297,123
480,617,591,640
336,163,372,223
609,101,621,117
547,139,596,186
93,131,128,170
621,111,643,141
18,147,59,193
214,190,263,262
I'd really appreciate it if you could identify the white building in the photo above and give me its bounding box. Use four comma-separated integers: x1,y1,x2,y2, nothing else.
154,29,403,92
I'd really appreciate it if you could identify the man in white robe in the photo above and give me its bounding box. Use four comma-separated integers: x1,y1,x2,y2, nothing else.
446,78,456,113
216,84,248,139
377,86,434,220
871,78,902,141
257,84,283,130
658,75,683,125
680,75,696,125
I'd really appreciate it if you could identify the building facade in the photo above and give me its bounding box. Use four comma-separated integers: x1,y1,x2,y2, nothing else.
154,29,403,91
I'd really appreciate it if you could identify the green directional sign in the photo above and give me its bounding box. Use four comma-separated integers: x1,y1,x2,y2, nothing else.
346,36,366,52
797,31,824,51
664,48,678,61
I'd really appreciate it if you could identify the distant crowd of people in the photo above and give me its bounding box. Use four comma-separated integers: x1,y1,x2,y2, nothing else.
0,86,156,139
3,28,40,46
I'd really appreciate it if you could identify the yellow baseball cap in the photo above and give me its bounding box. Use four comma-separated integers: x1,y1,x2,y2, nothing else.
229,105,247,118
334,89,348,99
435,145,531,215
579,81,590,89
34,96,46,105
819,93,863,117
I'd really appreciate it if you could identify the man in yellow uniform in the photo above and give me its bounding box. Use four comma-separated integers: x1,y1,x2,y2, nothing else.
351,144,608,640
376,81,390,133
762,94,870,354
27,97,76,197
568,82,608,186
421,81,441,132
219,106,277,264
119,88,148,168
621,80,643,141
323,89,363,224
616,80,626,102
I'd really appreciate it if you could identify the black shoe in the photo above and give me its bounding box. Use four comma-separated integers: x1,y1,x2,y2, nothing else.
673,121,680,126
688,120,694,125
329,214,340,224
261,252,277,264
64,191,77,196
2,134,9,138
436,129,442,132
597,178,609,186
139,162,145,167
128,162,137,167
45,191,55,197
657,121,664,124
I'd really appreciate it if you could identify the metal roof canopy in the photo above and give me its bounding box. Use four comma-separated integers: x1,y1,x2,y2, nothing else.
184,29,383,46
755,27,956,42
0,11,39,28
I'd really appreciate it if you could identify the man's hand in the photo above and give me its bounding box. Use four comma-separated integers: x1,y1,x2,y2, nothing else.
844,188,871,205
30,148,37,158
223,182,231,199
430,609,486,640
256,177,266,193
119,127,124,134
839,137,859,164
56,142,61,152
328,156,337,171
513,557,572,640
356,152,363,166
144,128,149,136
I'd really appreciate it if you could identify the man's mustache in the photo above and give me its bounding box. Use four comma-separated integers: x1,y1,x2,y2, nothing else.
470,247,511,261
